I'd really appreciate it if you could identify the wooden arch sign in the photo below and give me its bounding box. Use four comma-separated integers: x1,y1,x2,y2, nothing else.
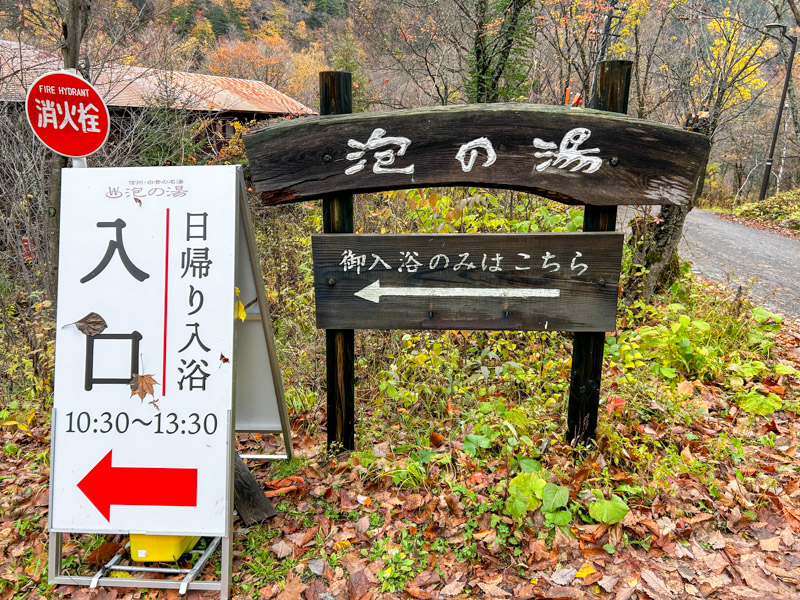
244,103,709,208
243,91,711,447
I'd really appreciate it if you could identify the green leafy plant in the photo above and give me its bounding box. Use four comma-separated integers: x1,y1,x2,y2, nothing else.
737,390,783,415
589,494,629,524
541,483,571,526
505,472,545,520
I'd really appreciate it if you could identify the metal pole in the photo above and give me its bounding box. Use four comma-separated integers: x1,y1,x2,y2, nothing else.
759,33,797,202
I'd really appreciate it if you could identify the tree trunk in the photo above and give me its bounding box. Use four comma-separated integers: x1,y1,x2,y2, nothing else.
779,37,800,140
624,116,710,302
45,0,91,303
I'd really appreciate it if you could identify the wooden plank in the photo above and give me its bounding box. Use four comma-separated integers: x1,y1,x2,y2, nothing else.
312,233,623,331
568,206,617,443
244,103,710,207
319,71,356,453
568,60,629,445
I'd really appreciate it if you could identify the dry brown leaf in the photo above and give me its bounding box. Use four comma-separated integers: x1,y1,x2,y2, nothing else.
266,476,304,489
403,493,424,512
444,494,462,517
355,515,371,534
550,568,576,586
544,585,585,599
780,527,795,547
725,586,769,599
477,581,510,597
430,432,445,448
704,552,728,572
439,574,465,597
287,526,318,548
130,373,159,400
413,571,441,587
707,530,727,549
598,575,618,593
265,485,302,498
275,575,306,600
72,589,118,600
65,312,108,336
640,568,674,599
271,539,294,559
735,567,778,594
347,567,372,600
406,585,434,599
677,380,694,396
758,536,781,552
762,563,799,584
613,585,638,600
85,541,123,566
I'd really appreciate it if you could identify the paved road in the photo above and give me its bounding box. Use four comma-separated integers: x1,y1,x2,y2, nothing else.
679,209,800,319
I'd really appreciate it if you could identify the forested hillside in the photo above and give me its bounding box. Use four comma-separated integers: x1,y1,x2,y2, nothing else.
2,0,798,198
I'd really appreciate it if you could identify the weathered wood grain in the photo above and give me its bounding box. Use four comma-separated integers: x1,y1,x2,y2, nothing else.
313,233,623,331
244,103,710,207
568,60,629,445
319,71,356,452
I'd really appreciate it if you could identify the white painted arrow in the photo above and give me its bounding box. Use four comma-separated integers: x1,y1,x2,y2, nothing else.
354,280,561,304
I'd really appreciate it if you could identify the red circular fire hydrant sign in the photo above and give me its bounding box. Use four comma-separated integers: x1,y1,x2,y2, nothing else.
25,71,110,158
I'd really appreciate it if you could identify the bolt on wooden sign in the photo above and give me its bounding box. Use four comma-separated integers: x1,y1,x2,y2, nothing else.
244,104,710,207
51,166,242,535
313,233,623,331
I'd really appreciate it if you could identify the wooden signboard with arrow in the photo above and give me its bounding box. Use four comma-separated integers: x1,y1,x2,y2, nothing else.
312,233,623,331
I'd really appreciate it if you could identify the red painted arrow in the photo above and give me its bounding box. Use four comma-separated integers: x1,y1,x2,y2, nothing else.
78,450,197,521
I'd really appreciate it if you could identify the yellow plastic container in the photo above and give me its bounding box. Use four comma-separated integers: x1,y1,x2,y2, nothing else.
129,534,201,562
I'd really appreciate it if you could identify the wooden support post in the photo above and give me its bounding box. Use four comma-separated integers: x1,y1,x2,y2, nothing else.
567,60,631,445
320,71,356,452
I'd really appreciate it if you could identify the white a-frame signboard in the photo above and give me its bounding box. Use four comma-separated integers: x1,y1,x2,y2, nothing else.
48,165,290,597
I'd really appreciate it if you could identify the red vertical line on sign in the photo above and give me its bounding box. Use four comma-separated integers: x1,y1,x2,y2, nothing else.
162,208,170,395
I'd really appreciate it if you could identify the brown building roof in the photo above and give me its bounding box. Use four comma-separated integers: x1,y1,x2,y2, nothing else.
0,39,315,116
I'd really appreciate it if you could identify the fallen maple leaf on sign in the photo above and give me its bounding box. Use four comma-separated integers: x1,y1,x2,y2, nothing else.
64,312,108,336
130,374,159,400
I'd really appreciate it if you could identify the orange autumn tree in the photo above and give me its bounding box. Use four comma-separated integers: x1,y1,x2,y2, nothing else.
204,36,292,90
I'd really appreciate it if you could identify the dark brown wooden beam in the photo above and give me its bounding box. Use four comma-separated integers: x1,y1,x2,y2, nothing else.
320,71,356,453
243,102,709,207
567,61,630,445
